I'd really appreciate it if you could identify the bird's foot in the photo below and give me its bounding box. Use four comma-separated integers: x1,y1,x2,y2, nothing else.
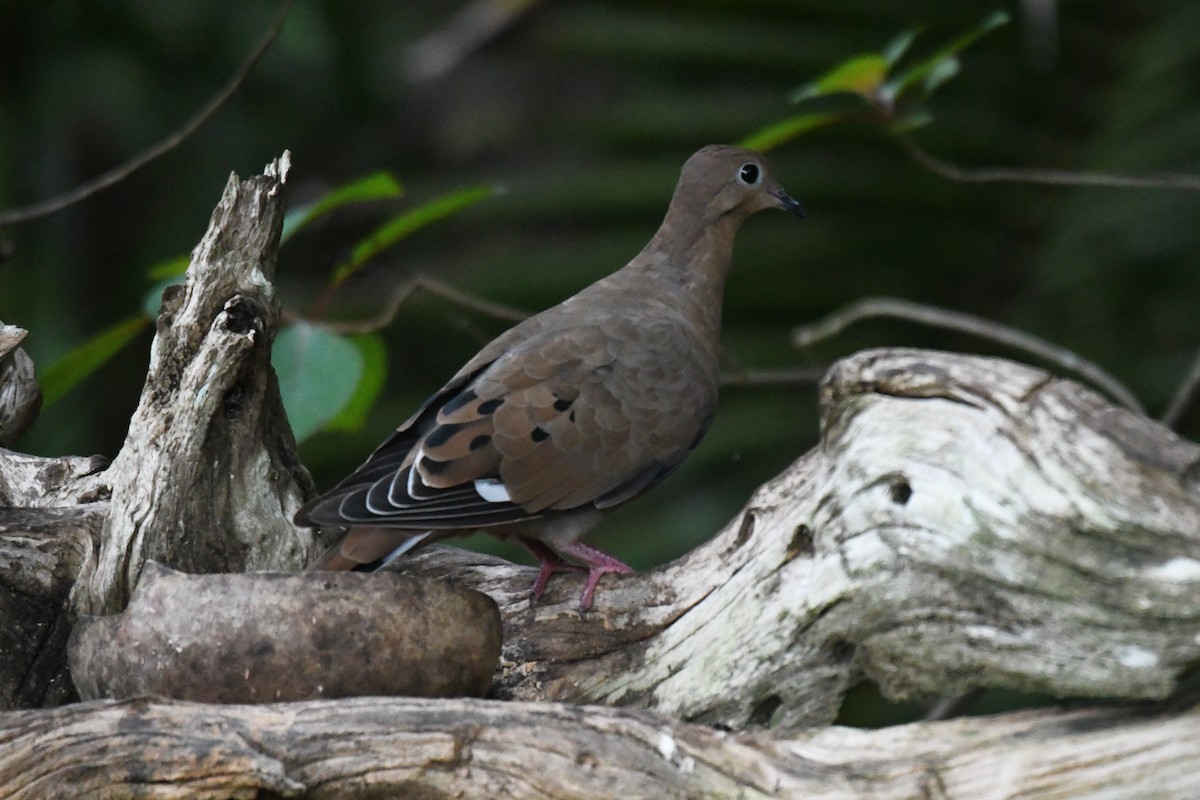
516,537,632,609
517,537,586,600
556,541,634,610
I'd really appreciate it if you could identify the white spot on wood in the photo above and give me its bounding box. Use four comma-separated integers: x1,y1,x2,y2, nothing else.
657,730,677,761
657,728,694,773
1115,645,1158,669
1146,557,1200,583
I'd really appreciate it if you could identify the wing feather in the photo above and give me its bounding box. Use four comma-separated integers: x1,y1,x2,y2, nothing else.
296,312,717,532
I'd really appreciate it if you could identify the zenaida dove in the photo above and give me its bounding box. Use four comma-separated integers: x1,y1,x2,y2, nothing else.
295,145,805,608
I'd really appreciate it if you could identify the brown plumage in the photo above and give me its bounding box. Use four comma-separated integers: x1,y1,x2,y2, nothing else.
295,144,804,608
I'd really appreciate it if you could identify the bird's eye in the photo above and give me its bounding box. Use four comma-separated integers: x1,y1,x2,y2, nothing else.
737,163,762,186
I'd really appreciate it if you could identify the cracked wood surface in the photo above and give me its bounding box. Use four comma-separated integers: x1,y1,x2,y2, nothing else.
0,694,1197,799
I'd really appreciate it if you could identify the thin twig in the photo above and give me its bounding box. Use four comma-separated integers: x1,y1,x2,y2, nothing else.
294,279,825,388
405,0,547,84
719,367,825,388
1161,351,1200,431
0,0,294,227
305,275,528,335
899,135,1200,191
792,296,1145,414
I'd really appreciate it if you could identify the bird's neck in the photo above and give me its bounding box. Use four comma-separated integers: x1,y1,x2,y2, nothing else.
637,206,743,339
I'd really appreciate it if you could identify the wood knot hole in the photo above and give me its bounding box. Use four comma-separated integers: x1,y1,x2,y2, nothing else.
748,694,783,727
732,511,756,549
785,524,814,561
220,296,260,336
889,477,913,505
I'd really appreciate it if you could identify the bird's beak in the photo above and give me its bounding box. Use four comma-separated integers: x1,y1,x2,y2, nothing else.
769,188,806,218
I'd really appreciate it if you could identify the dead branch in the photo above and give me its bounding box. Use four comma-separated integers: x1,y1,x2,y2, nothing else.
0,694,1197,799
0,323,41,447
0,0,293,227
792,295,1144,413
71,152,318,617
898,134,1200,192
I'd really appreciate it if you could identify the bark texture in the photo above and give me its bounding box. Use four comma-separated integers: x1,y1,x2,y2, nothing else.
0,154,318,707
72,153,319,615
70,563,501,703
0,323,40,448
0,694,1197,799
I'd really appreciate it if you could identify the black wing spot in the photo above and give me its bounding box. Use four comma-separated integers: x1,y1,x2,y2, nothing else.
477,398,504,415
553,397,574,412
424,422,464,448
530,427,550,443
469,435,491,451
441,389,478,415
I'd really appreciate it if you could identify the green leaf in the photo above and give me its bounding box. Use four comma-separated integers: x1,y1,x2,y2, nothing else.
882,28,921,66
40,315,151,406
331,183,499,287
273,322,364,442
739,112,842,152
145,254,190,281
281,171,404,244
923,55,961,94
324,333,387,432
791,54,888,103
890,10,1009,99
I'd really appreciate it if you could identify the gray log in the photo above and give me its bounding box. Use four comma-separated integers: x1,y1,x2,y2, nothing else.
0,694,1196,798
1,153,319,706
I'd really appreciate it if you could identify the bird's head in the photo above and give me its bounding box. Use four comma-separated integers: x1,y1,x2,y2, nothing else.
678,144,805,223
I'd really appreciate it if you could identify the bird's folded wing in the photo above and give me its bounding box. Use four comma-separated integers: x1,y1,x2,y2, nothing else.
295,317,716,530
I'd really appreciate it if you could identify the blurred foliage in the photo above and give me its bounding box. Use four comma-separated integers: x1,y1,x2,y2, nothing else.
744,10,1011,149
274,320,364,441
2,0,1199,725
34,171,498,439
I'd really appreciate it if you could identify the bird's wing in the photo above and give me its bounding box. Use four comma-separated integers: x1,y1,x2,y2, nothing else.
295,313,717,531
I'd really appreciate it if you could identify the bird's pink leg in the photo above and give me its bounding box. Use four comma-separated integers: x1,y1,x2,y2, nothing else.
554,541,634,610
516,537,585,600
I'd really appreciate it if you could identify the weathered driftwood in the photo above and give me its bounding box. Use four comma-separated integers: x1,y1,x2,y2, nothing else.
79,152,317,616
2,153,1200,796
1,153,319,706
0,323,40,448
70,563,502,703
1,693,1198,799
390,347,1200,730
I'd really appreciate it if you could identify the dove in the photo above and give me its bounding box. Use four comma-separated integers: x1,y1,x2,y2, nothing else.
295,144,805,608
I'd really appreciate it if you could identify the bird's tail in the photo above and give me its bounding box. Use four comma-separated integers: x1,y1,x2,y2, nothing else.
308,528,435,571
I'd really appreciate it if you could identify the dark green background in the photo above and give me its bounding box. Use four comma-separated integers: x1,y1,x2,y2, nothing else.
2,0,1197,724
